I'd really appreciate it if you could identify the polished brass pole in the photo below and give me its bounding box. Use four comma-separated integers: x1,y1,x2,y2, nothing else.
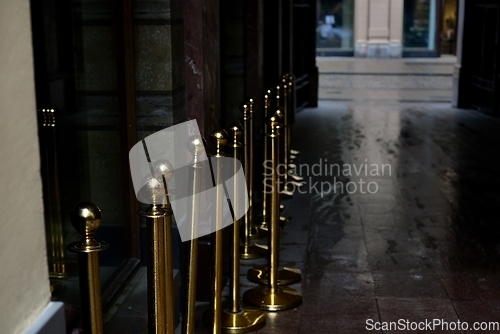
280,84,292,192
274,106,293,198
67,203,108,334
279,85,304,195
209,130,228,334
243,116,302,311
247,111,301,286
137,174,169,334
240,102,267,260
273,108,292,227
246,98,265,239
259,90,273,233
182,135,204,334
283,74,300,157
281,74,303,183
154,160,176,334
221,123,266,333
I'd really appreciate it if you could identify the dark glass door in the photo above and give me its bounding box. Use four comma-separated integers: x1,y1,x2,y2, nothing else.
30,0,140,317
468,3,500,114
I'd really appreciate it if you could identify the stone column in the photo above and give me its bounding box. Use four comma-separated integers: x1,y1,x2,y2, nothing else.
354,0,369,56
354,0,404,58
389,0,404,57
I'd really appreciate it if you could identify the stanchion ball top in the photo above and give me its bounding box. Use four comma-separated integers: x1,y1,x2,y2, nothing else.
240,102,250,114
210,129,228,148
228,122,243,140
228,122,243,147
68,202,109,252
268,115,282,129
275,107,285,122
70,202,102,236
187,135,205,155
153,159,174,182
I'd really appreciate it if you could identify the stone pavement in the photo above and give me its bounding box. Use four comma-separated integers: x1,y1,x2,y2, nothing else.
318,56,455,103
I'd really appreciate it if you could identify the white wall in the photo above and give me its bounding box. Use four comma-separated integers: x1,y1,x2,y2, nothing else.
0,0,51,333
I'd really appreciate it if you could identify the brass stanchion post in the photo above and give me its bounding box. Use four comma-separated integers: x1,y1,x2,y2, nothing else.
154,160,176,334
258,90,274,233
275,107,294,199
283,73,300,157
67,203,108,334
240,102,267,260
137,175,168,334
243,116,302,311
209,130,228,334
221,123,266,333
247,112,301,286
278,85,304,195
243,100,266,240
182,136,204,334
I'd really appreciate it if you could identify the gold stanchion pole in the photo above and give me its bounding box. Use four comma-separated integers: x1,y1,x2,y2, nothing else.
278,86,304,196
273,108,292,227
280,84,293,194
209,130,228,334
137,175,168,334
154,160,176,334
182,136,204,334
243,116,302,311
281,75,303,184
274,107,294,199
67,203,108,334
221,123,266,333
240,102,267,259
283,73,300,157
258,90,274,233
243,100,266,241
247,112,301,286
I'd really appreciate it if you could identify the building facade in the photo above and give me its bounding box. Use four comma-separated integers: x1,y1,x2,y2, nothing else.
317,0,458,57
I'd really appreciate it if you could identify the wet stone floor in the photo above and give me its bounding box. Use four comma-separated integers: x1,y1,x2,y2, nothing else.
106,58,500,333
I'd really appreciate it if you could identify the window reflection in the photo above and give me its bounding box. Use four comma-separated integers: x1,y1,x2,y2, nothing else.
403,0,437,50
317,0,354,53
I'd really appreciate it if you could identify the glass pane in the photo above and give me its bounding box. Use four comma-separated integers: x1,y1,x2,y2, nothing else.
317,0,354,51
44,0,129,312
403,0,437,49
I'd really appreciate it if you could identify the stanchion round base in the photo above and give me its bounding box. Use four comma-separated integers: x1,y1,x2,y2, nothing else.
247,265,301,285
243,286,302,311
221,307,267,333
240,244,267,260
